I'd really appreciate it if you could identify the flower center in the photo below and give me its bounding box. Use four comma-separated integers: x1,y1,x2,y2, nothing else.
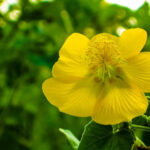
97,63,116,82
86,33,125,83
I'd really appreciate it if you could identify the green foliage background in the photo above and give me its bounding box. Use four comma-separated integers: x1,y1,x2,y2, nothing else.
0,0,150,149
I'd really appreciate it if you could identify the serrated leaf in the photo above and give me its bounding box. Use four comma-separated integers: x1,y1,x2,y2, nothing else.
78,121,134,150
59,128,79,150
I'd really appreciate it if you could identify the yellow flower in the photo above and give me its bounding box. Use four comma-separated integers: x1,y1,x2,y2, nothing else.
42,28,149,125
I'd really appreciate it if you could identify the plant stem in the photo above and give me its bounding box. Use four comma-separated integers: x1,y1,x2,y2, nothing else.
131,136,147,150
135,136,146,147
131,124,150,132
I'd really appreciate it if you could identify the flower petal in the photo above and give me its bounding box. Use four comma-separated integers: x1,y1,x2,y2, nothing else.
42,77,100,117
52,33,90,82
119,28,147,58
92,83,148,125
125,52,150,93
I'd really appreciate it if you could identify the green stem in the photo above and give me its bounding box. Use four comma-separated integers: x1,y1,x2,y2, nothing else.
135,136,146,147
131,124,150,132
131,136,146,150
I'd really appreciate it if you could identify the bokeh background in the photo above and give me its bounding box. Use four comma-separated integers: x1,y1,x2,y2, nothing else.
0,0,150,150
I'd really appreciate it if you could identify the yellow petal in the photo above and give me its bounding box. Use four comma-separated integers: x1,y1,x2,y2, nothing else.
119,28,147,58
125,52,150,93
42,77,100,117
52,33,90,82
92,83,148,125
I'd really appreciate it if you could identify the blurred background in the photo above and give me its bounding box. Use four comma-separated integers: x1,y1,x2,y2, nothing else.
0,0,150,149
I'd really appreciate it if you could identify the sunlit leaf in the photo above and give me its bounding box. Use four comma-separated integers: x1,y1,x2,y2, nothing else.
59,128,79,150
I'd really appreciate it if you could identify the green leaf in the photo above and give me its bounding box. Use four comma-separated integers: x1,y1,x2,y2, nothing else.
59,128,79,150
146,96,150,100
145,99,150,116
78,121,134,150
132,115,148,126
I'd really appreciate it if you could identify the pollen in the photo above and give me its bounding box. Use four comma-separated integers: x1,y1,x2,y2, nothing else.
86,33,125,83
